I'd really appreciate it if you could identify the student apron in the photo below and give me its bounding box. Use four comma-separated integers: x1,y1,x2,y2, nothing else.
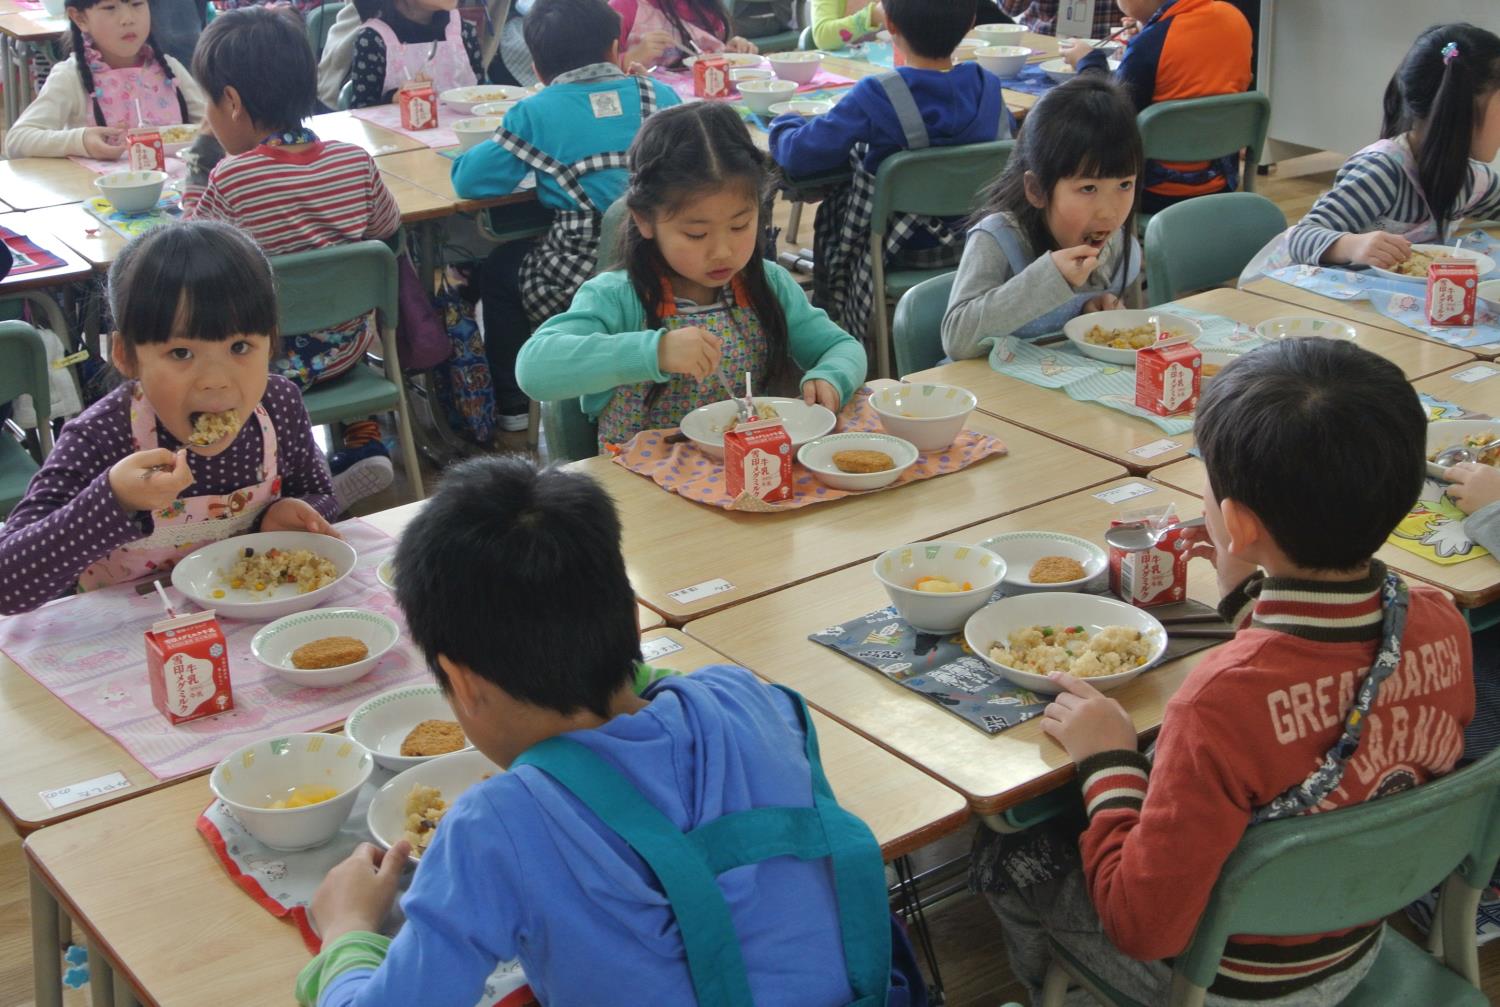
970,212,1141,340
85,41,185,128
491,74,660,324
812,71,1012,339
76,386,280,590
365,15,476,97
511,685,925,1007
595,277,770,451
628,0,726,65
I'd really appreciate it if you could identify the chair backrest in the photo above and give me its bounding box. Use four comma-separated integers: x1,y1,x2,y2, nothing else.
541,399,599,463
869,140,1014,239
1174,746,1500,991
1143,192,1285,305
269,240,398,336
0,321,50,420
337,79,353,111
891,271,956,376
305,0,342,58
1137,91,1271,192
594,197,629,277
797,25,814,49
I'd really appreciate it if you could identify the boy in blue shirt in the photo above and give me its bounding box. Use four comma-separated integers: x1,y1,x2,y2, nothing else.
768,0,1013,344
297,456,926,1007
453,0,680,431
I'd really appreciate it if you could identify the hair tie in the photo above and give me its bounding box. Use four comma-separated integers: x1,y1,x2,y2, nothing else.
1442,41,1459,65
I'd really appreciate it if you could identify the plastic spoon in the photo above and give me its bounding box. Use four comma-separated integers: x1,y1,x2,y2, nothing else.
1104,515,1206,552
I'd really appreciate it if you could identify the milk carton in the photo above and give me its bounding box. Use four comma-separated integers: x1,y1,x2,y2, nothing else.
1134,331,1201,417
398,80,439,131
125,128,165,172
1427,259,1478,327
1108,517,1190,608
694,55,731,98
145,610,234,725
723,418,792,503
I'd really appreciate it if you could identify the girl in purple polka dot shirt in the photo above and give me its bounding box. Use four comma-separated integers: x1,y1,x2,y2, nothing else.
0,222,340,615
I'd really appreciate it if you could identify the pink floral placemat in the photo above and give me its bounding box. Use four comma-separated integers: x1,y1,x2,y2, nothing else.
69,154,188,179
349,103,460,150
656,66,856,104
0,519,432,780
611,387,1007,512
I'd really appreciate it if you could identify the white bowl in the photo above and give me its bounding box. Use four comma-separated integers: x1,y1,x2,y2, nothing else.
730,67,776,92
156,123,198,157
684,52,765,69
797,432,918,491
1199,349,1247,390
367,748,501,861
952,36,987,62
1427,419,1500,470
874,541,1006,634
768,50,824,83
451,116,502,151
973,22,1026,43
251,608,400,688
769,99,835,117
964,592,1167,695
41,0,65,15
171,531,358,621
1062,309,1203,366
1253,315,1357,342
679,397,836,461
1367,244,1496,284
1040,56,1118,82
376,557,397,592
209,733,373,851
868,382,977,452
1479,279,1500,305
471,99,518,117
439,84,528,115
976,531,1108,593
345,684,473,772
738,78,798,115
95,170,166,214
976,45,1030,78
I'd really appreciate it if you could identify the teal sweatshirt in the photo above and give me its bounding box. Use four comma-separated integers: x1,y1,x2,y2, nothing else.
515,262,869,421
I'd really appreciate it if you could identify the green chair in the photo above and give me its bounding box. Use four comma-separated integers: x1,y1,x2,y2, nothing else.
798,25,814,49
867,139,1013,378
305,0,343,59
890,270,955,377
0,321,53,518
1041,746,1500,1007
477,201,556,246
1136,90,1271,234
1143,192,1285,305
337,79,353,111
269,240,424,500
726,0,801,52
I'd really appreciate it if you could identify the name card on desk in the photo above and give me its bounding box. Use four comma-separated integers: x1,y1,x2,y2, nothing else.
40,772,131,811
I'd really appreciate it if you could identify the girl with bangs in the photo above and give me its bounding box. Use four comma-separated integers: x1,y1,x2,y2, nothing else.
0,222,340,615
942,76,1145,360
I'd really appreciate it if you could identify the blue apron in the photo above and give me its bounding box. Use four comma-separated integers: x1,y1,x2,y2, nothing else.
970,213,1141,341
512,686,924,1007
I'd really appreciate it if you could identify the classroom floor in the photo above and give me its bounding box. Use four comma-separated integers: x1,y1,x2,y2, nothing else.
6,152,1500,1007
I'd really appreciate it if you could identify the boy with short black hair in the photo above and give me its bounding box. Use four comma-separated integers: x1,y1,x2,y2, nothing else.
298,455,925,1007
979,338,1474,1004
768,0,1013,342
453,0,680,433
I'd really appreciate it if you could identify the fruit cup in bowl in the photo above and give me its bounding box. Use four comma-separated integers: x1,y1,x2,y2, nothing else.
209,733,373,851
768,50,824,84
873,541,1005,634
868,382,977,452
95,170,167,214
739,78,798,115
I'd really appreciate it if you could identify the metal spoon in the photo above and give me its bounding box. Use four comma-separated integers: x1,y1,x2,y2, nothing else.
1432,439,1500,468
1104,515,1206,552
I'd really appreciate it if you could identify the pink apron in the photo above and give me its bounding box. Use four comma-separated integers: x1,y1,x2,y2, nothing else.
627,1,725,56
364,16,477,97
77,385,281,591
85,39,184,129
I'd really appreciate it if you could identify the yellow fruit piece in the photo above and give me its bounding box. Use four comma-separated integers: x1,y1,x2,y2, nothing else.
267,785,340,810
211,589,225,599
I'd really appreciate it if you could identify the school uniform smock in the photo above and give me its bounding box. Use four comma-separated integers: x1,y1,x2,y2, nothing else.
297,666,865,1006
348,9,485,108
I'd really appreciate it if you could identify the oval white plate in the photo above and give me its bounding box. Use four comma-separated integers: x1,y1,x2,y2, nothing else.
1367,244,1495,284
1039,56,1118,82
171,531,356,621
367,748,502,860
1427,419,1500,469
768,99,835,117
439,85,529,114
683,52,765,69
797,432,918,491
376,557,397,592
964,593,1166,695
679,398,836,461
1253,315,1356,342
975,531,1108,593
251,608,400,688
1062,309,1203,366
345,684,473,772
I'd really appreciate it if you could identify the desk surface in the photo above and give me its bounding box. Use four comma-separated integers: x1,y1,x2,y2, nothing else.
0,210,95,290
0,157,99,211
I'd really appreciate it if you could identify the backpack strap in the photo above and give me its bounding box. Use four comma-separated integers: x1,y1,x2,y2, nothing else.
875,70,930,151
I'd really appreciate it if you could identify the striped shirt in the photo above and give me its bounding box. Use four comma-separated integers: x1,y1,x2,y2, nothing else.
1289,135,1500,265
182,139,401,254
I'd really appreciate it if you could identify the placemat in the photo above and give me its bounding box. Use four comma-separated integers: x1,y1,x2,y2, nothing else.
0,224,65,275
82,192,182,240
992,62,1058,98
611,387,1007,512
986,304,1265,435
197,770,536,1006
654,65,857,105
1391,396,1496,566
0,519,433,780
810,592,1228,734
349,103,461,150
69,154,189,179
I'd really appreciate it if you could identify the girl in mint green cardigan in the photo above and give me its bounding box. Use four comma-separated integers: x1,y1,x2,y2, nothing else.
516,102,867,451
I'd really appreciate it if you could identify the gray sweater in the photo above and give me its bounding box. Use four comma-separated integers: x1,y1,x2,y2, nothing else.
1464,502,1500,556
941,211,1137,360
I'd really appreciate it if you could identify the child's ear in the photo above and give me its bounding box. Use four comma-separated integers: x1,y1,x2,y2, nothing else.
607,39,621,67
1023,171,1048,209
631,210,655,240
66,7,88,31
222,84,246,121
438,654,483,715
109,334,136,378
1219,498,1264,557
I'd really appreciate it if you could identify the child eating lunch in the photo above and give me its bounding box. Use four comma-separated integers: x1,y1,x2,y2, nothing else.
346,0,485,108
0,222,339,616
297,455,927,1006
974,337,1474,1003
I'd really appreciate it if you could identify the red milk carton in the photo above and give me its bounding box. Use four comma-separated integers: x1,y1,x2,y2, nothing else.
145,610,234,725
125,128,165,171
398,80,439,131
1427,259,1478,327
694,55,731,98
1108,516,1190,608
1134,330,1201,417
724,418,793,503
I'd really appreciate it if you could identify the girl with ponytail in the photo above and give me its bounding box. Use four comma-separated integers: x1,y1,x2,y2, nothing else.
1287,23,1500,269
4,0,206,159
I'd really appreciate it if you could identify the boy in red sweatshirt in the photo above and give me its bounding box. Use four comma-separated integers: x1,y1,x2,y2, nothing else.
979,337,1474,1004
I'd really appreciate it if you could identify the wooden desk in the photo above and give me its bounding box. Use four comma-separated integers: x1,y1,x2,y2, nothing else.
376,148,531,218
0,212,93,291
15,202,121,268
308,110,426,158
0,9,62,40
907,286,1475,475
570,413,1124,623
0,158,99,211
685,479,1216,818
23,629,969,1007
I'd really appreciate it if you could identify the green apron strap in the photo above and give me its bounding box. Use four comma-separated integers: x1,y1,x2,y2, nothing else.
512,738,755,1007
